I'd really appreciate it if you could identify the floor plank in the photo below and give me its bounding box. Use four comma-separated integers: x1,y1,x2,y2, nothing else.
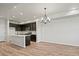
0,42,79,56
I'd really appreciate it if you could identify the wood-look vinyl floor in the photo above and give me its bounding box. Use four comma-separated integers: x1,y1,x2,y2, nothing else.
0,42,79,56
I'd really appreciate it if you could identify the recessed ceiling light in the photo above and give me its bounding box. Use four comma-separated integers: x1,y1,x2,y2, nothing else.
20,12,23,15
12,16,15,18
14,6,16,8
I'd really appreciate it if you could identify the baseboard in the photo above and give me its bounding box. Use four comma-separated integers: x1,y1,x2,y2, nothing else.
0,41,6,43
38,40,79,47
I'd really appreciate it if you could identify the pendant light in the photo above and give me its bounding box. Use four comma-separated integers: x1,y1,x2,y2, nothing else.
41,8,51,24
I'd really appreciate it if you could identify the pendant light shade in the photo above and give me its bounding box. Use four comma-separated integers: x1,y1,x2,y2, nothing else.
41,8,51,24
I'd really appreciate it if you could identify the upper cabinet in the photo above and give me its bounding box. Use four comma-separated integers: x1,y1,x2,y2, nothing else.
9,23,17,27
9,23,21,31
9,22,36,31
30,22,36,31
23,22,36,31
16,25,21,31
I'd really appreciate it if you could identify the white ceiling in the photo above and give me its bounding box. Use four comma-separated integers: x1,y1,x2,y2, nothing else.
0,3,79,23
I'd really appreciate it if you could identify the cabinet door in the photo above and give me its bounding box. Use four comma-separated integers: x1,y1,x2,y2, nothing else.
9,23,16,27
25,36,31,46
32,22,36,31
16,25,21,31
20,25,25,31
31,35,36,42
30,23,32,31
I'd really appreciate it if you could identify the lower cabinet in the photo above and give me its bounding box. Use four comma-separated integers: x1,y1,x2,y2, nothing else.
31,35,36,42
25,36,31,46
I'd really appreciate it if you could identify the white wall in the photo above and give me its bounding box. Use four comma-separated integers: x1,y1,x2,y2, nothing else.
0,18,7,41
37,14,79,46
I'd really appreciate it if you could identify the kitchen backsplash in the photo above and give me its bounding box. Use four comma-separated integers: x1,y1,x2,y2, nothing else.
16,31,36,35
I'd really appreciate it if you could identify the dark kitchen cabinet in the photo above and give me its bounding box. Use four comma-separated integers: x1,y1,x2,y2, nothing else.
30,22,36,31
20,24,31,31
25,24,31,31
31,35,36,42
16,25,21,31
9,23,17,27
25,36,31,46
9,23,21,31
9,22,36,31
32,22,36,31
20,25,26,31
22,22,36,31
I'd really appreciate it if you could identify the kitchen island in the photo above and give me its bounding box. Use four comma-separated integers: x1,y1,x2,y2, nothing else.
10,35,31,48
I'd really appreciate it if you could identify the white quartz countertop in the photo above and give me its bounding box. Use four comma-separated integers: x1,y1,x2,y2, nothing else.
11,34,31,37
